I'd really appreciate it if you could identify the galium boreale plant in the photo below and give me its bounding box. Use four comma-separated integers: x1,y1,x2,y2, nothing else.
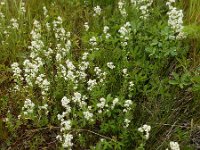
7,0,187,149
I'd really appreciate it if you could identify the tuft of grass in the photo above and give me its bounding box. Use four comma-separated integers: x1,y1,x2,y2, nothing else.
181,0,200,73
182,0,200,24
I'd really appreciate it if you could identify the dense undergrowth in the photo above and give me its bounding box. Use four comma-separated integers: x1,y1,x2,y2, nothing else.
0,0,200,149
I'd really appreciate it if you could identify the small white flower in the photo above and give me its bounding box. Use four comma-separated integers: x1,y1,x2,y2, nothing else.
169,0,176,3
10,18,19,29
83,111,93,121
97,97,106,109
22,99,35,116
1,2,5,5
20,2,26,13
111,98,119,109
72,92,82,103
129,81,135,91
61,96,70,108
62,133,73,148
107,62,115,69
169,141,180,150
0,12,5,18
66,59,75,70
93,5,101,16
124,118,131,128
118,0,127,17
105,33,111,39
122,68,128,76
131,0,137,5
61,120,71,131
118,1,124,9
89,36,97,46
84,22,89,31
82,52,89,60
56,135,62,141
103,26,109,33
124,100,133,107
138,124,151,140
87,79,97,91
43,6,48,17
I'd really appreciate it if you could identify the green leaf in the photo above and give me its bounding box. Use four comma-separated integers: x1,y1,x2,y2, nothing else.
169,80,179,85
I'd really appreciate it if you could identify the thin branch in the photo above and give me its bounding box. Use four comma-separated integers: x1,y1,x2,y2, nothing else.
25,126,116,142
73,129,116,142
154,123,190,129
25,126,60,133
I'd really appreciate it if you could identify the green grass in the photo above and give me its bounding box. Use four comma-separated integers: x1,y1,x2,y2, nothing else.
182,0,200,24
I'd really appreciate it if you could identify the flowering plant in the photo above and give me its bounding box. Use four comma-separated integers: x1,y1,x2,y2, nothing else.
0,0,191,149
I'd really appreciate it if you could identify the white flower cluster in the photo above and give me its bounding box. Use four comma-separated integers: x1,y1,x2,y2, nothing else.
61,120,71,132
57,96,73,149
20,2,26,14
46,22,51,31
122,68,128,77
66,59,76,80
22,99,35,116
123,100,133,112
29,20,44,57
107,62,115,70
35,74,50,96
62,133,73,149
97,97,106,113
124,118,131,128
111,98,119,109
23,57,43,87
87,79,97,91
131,0,137,5
78,61,89,80
83,110,94,121
93,5,101,16
11,62,23,90
57,133,73,149
118,0,127,17
87,66,106,90
89,36,97,46
72,92,87,108
166,141,180,150
11,19,52,94
166,0,185,39
43,6,48,17
11,19,52,121
131,0,153,20
118,22,131,46
128,81,134,91
57,40,106,92
94,67,107,83
82,52,89,60
60,96,71,113
76,52,90,82
138,124,151,139
57,59,77,82
3,30,9,39
0,1,5,6
0,12,5,19
55,40,71,62
10,18,19,29
84,22,89,31
103,26,111,39
58,99,71,122
53,16,70,42
38,104,49,115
